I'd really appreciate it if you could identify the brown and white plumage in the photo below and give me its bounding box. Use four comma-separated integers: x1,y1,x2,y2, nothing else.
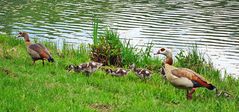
155,48,216,99
105,68,129,77
18,32,54,65
67,61,103,76
129,64,151,80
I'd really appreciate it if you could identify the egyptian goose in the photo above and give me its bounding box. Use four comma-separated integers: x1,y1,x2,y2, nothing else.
105,68,129,77
154,48,216,99
17,32,54,65
129,64,151,80
67,61,103,76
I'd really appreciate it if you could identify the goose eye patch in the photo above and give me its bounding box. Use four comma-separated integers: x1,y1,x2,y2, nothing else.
160,48,165,51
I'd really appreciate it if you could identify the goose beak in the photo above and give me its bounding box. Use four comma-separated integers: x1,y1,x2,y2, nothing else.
154,51,160,55
16,34,21,38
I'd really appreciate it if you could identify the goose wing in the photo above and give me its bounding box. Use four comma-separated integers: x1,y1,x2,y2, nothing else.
36,43,51,55
171,68,215,89
29,44,50,59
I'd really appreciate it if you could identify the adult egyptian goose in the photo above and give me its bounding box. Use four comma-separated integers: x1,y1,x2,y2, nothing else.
17,32,54,65
105,68,129,77
129,64,151,80
67,61,103,76
154,48,216,99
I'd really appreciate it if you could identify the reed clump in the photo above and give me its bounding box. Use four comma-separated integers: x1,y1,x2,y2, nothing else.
90,21,161,70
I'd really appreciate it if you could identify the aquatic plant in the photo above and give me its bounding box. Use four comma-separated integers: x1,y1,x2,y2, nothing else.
91,22,123,66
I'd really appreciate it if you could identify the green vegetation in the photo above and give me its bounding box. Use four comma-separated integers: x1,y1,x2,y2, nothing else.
91,26,123,66
0,32,238,112
91,21,160,69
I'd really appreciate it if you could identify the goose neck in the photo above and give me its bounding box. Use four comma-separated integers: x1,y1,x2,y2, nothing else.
165,56,173,65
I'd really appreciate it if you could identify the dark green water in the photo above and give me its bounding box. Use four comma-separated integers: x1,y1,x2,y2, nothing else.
0,0,239,77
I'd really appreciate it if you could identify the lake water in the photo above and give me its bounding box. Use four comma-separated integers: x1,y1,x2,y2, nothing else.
0,0,238,78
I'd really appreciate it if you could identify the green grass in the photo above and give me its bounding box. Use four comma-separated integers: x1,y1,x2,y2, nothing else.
91,21,161,68
0,34,239,112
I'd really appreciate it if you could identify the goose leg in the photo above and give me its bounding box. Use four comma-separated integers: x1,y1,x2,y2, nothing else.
32,60,36,64
187,88,196,100
144,78,147,83
42,60,44,66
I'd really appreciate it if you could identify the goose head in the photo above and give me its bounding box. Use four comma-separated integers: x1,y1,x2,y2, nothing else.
154,48,173,65
154,48,172,57
105,68,114,73
17,32,28,37
66,64,75,72
129,64,136,70
17,32,31,42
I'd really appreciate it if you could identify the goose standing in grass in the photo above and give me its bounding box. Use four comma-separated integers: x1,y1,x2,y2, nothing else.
67,61,103,76
129,64,151,80
17,32,54,65
154,48,216,99
105,68,129,77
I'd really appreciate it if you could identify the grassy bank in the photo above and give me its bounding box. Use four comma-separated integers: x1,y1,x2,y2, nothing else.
0,34,238,112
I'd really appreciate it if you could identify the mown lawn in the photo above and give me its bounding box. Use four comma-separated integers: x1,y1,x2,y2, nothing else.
0,34,238,112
